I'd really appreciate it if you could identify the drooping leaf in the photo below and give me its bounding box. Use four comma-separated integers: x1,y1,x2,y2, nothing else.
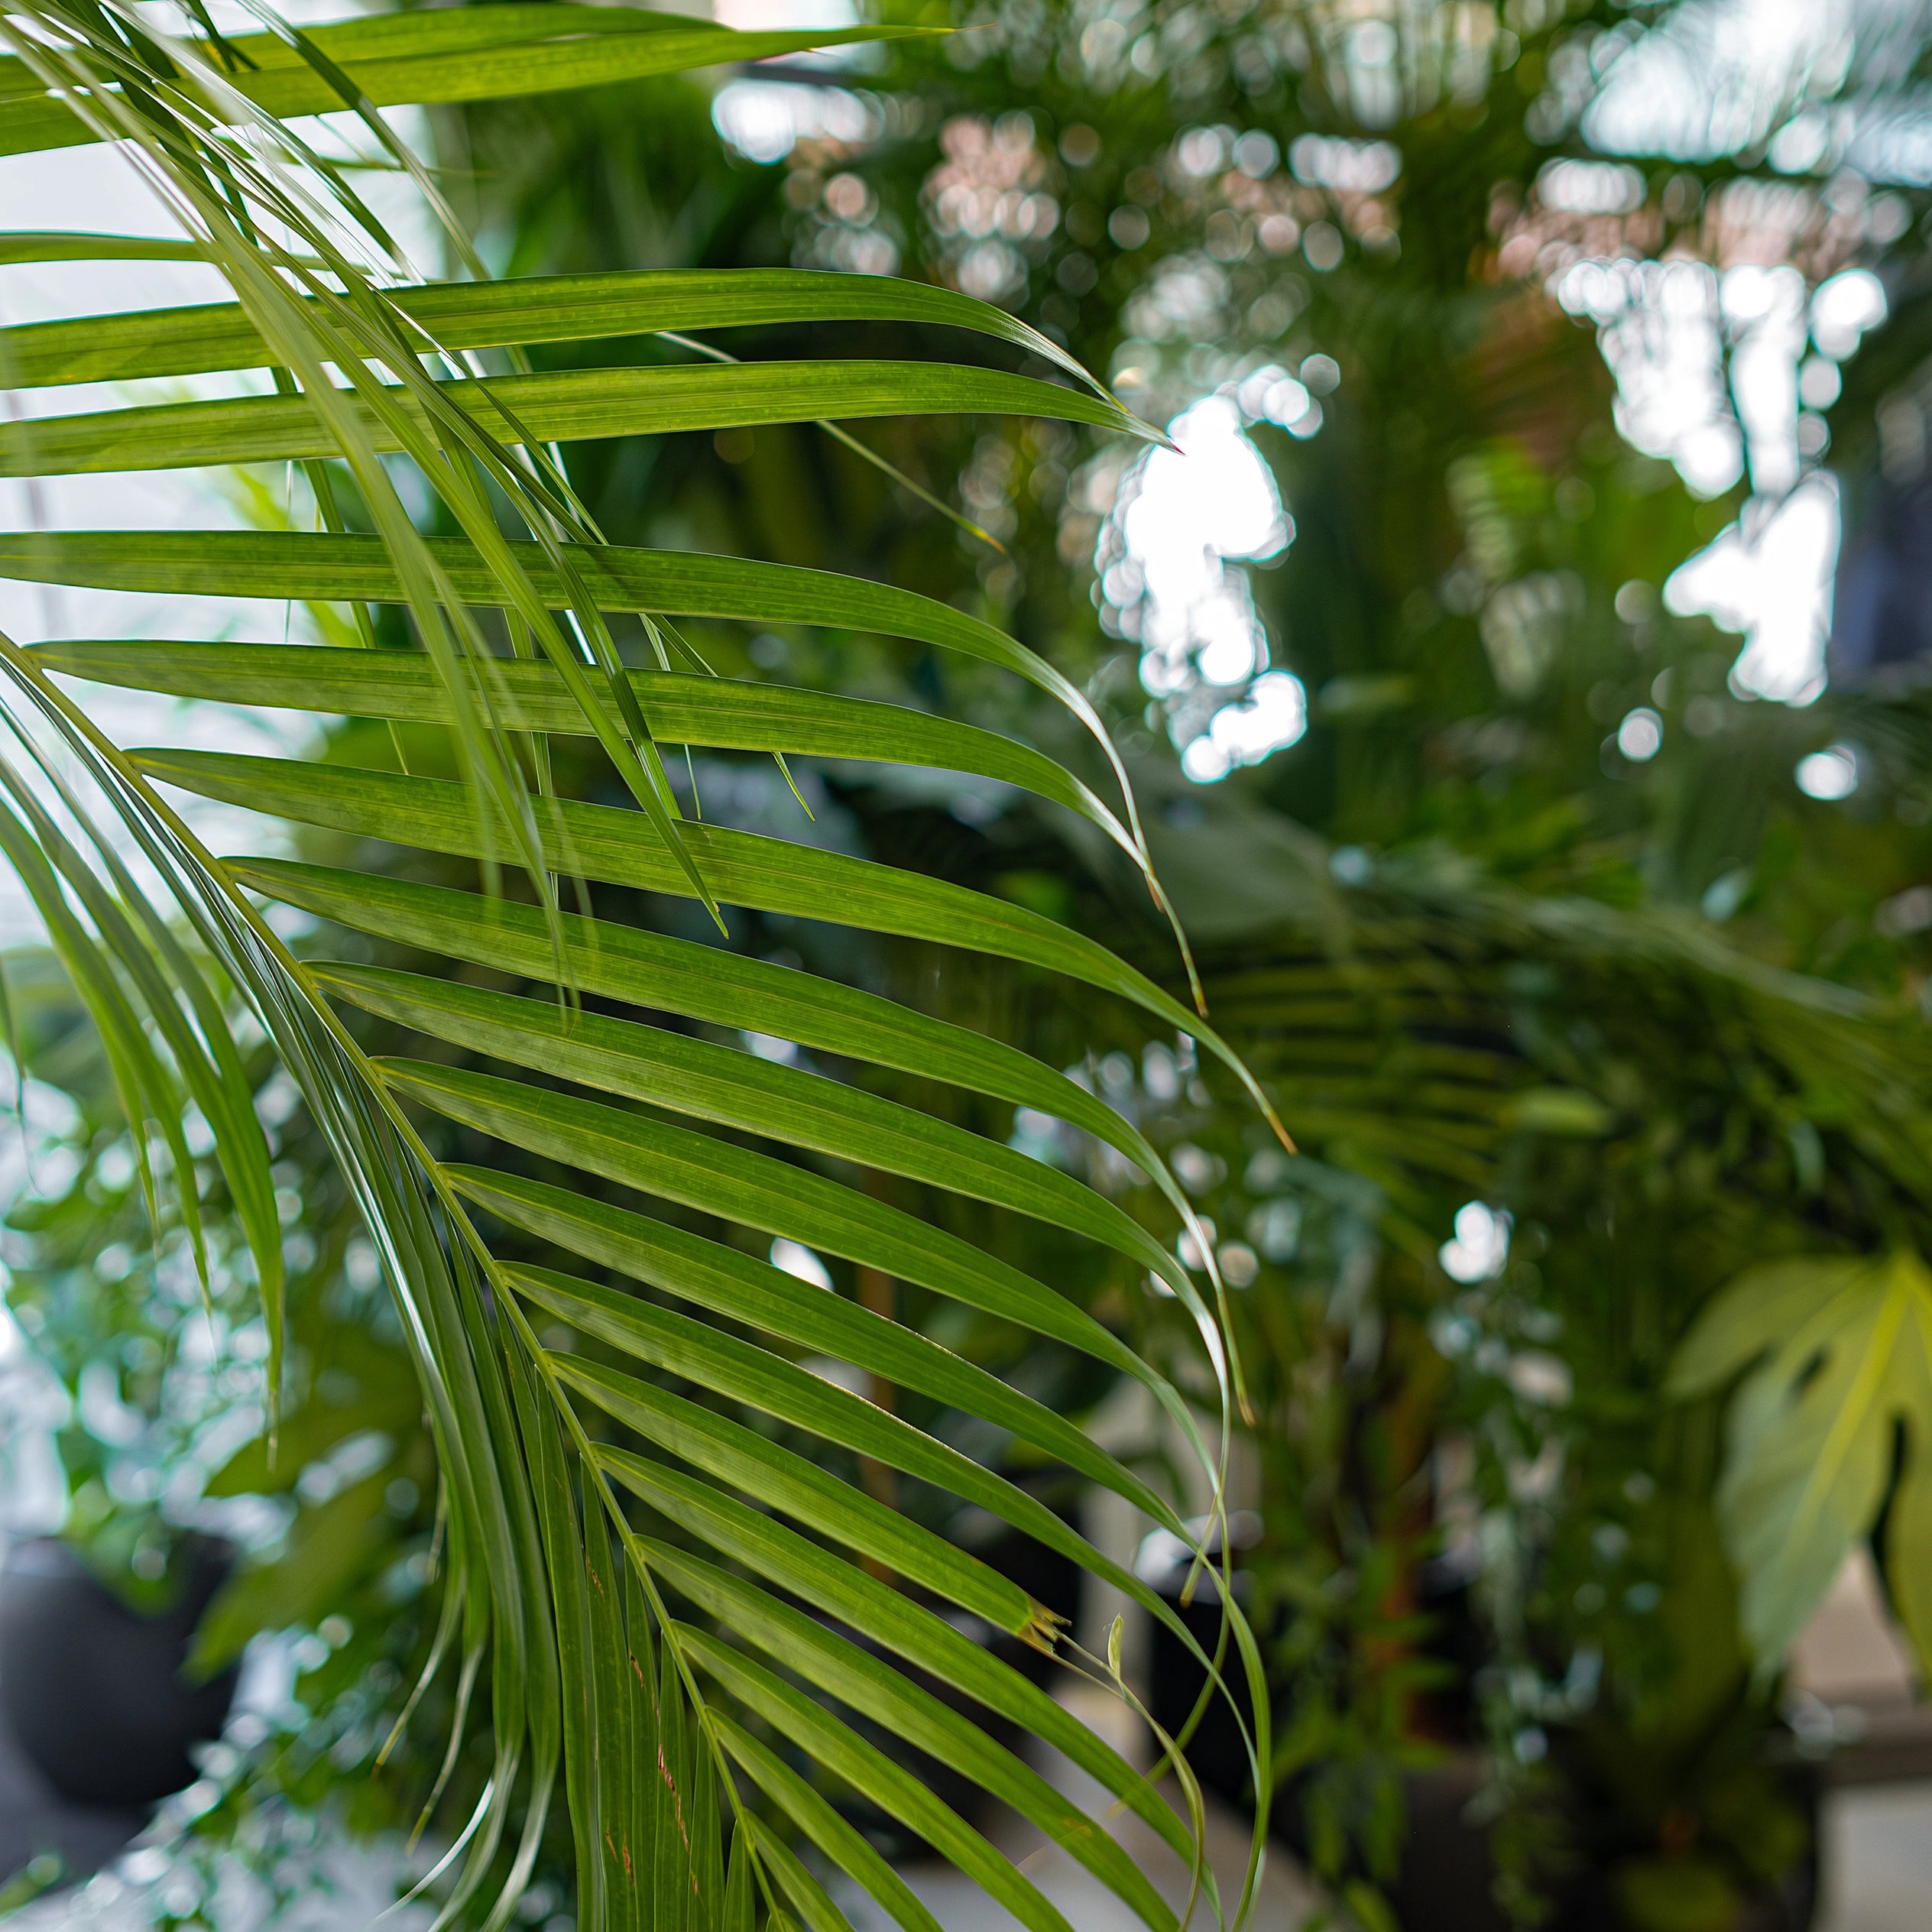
380,1058,1164,1389
709,1711,946,1932
584,1381,1048,1636
642,1523,1201,1872
38,643,1149,877
227,864,1189,1197
318,963,1197,1297
131,748,1256,1104
1,526,1234,1031
451,1169,1178,1528
650,1550,1180,1932
678,1626,1079,1932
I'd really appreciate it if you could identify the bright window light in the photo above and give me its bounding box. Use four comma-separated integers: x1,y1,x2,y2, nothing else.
1093,390,1312,781
770,1238,834,1289
1795,745,1859,801
1182,672,1308,783
1537,158,1645,215
1617,707,1663,761
1665,478,1840,704
1109,393,1290,696
712,83,876,165
1810,270,1888,361
1440,1201,1511,1284
1289,134,1400,192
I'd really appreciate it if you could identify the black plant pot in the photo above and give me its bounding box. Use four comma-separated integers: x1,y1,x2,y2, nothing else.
0,1538,238,1807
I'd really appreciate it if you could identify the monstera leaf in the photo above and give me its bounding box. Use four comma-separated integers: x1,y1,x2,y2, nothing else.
0,4,1272,1927
1670,1250,1932,1677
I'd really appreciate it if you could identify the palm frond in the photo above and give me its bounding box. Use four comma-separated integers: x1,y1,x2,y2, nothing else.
0,5,1276,1926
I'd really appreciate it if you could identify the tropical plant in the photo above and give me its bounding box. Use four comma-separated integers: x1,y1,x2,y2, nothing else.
0,5,1281,1927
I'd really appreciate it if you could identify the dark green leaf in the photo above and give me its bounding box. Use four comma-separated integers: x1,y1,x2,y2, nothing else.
580,1375,1042,1635
133,751,1232,1079
677,1626,1078,1932
450,1169,1177,1528
378,1059,1160,1389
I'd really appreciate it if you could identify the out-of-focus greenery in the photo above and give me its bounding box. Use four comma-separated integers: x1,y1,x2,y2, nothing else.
0,950,430,1608
0,950,464,1904
1107,854,1932,1924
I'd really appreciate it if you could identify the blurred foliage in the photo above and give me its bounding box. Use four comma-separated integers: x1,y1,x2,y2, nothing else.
1109,842,1932,1923
0,948,478,1909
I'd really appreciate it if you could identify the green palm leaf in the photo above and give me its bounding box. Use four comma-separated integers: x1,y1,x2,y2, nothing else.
0,267,1110,391
321,965,1198,1297
447,1172,1177,1527
0,361,1142,475
125,746,1257,1120
35,643,1162,894
3,533,1223,1020
0,11,920,157
0,4,1275,1925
